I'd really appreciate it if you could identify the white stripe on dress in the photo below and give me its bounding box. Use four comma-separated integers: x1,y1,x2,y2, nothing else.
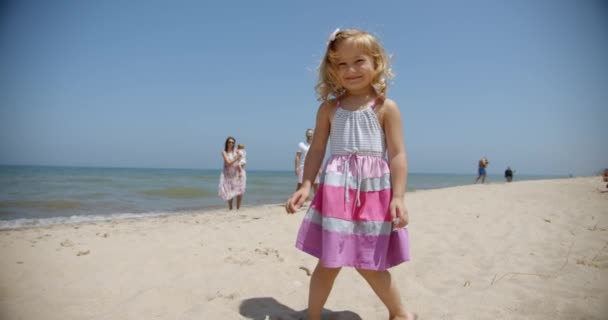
304,209,395,235
321,172,392,192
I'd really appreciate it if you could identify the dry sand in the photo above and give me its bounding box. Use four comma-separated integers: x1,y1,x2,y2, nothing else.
1,177,607,319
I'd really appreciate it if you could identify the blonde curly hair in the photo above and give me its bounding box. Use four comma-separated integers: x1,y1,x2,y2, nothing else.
315,29,394,101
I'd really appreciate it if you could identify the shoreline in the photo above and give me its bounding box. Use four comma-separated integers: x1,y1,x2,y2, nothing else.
0,165,571,229
0,176,582,231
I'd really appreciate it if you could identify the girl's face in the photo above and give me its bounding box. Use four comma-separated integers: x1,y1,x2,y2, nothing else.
333,41,376,94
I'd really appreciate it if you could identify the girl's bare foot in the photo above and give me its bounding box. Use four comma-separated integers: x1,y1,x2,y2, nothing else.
392,312,417,320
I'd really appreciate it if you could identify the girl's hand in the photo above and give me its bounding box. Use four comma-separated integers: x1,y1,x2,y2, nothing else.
285,187,310,214
390,197,409,228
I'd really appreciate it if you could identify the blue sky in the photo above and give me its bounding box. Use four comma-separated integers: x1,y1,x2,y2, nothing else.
1,0,606,175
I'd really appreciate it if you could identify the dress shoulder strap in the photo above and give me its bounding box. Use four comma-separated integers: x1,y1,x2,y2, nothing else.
370,97,383,110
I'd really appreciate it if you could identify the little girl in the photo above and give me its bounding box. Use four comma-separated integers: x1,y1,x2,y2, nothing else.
286,29,416,320
236,143,247,175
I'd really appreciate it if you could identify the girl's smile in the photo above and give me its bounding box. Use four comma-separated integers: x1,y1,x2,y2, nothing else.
333,42,376,93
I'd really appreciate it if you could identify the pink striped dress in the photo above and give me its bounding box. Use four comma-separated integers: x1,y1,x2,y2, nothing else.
295,99,410,270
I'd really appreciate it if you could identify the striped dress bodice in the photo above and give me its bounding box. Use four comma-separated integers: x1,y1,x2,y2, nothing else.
330,104,386,158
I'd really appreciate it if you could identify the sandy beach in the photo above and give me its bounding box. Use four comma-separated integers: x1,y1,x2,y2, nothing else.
1,177,606,319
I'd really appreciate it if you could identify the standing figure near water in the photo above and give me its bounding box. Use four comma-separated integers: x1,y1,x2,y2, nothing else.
295,128,320,195
475,157,489,184
218,136,246,210
505,166,513,182
285,29,416,320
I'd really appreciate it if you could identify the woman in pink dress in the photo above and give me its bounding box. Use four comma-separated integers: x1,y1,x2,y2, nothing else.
218,136,246,210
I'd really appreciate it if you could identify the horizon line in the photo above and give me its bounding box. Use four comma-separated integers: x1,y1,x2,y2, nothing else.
0,163,576,177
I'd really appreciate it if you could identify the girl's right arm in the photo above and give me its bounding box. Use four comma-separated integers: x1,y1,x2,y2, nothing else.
286,101,332,213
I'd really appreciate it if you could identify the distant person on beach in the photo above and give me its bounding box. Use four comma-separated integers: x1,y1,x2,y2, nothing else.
285,29,416,320
218,136,246,210
236,143,247,176
505,166,513,182
475,157,489,183
295,128,320,195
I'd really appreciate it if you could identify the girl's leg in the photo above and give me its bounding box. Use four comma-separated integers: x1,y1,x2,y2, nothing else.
356,268,414,320
308,262,341,320
227,199,233,210
236,195,242,210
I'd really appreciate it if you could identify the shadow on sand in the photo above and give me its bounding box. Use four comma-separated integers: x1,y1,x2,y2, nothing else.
239,297,362,320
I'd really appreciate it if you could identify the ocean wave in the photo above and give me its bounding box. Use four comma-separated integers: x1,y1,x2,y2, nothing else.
0,200,84,211
0,211,172,230
71,193,107,200
63,177,115,183
140,187,211,199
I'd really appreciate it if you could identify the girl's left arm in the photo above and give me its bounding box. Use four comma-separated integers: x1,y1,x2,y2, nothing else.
383,99,408,198
382,99,409,227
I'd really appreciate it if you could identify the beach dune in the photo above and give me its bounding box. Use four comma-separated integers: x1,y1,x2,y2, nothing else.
1,177,607,319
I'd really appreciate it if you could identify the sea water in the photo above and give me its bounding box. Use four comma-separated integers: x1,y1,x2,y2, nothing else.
0,165,561,229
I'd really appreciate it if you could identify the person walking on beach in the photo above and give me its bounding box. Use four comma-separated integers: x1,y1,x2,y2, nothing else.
285,29,416,320
295,128,320,195
475,157,489,183
218,136,246,210
504,166,513,182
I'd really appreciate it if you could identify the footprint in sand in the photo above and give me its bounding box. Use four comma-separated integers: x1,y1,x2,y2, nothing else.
60,239,75,247
36,234,52,240
206,291,239,301
224,256,254,266
254,247,284,262
576,257,607,269
225,246,286,266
